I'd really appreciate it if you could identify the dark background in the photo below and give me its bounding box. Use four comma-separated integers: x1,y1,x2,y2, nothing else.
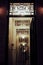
0,0,43,65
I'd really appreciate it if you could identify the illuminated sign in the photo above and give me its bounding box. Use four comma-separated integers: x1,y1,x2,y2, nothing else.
9,3,34,16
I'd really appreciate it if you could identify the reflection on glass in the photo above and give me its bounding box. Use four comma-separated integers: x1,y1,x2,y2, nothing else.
19,37,28,43
15,20,30,26
19,42,28,52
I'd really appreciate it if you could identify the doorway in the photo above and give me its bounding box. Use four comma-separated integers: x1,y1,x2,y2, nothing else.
8,17,32,65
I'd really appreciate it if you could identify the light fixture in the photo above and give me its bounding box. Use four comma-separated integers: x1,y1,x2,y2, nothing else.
21,34,25,39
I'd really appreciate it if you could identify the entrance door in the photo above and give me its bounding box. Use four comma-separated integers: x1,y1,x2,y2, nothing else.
16,29,30,65
8,17,32,65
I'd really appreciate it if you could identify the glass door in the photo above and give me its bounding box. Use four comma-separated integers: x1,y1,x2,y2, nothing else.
8,3,34,65
16,29,30,65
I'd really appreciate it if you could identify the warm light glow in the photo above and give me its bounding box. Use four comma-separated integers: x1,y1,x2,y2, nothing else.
21,42,26,46
22,35,25,39
0,7,7,16
38,7,43,14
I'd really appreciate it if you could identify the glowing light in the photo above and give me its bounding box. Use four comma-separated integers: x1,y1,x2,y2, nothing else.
0,7,7,16
21,34,25,39
38,7,43,14
22,36,25,39
9,3,34,16
21,42,26,46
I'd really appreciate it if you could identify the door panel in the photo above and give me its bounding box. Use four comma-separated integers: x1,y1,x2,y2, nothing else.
8,17,32,65
16,29,30,65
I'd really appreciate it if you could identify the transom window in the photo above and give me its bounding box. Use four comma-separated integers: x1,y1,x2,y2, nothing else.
9,3,34,16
